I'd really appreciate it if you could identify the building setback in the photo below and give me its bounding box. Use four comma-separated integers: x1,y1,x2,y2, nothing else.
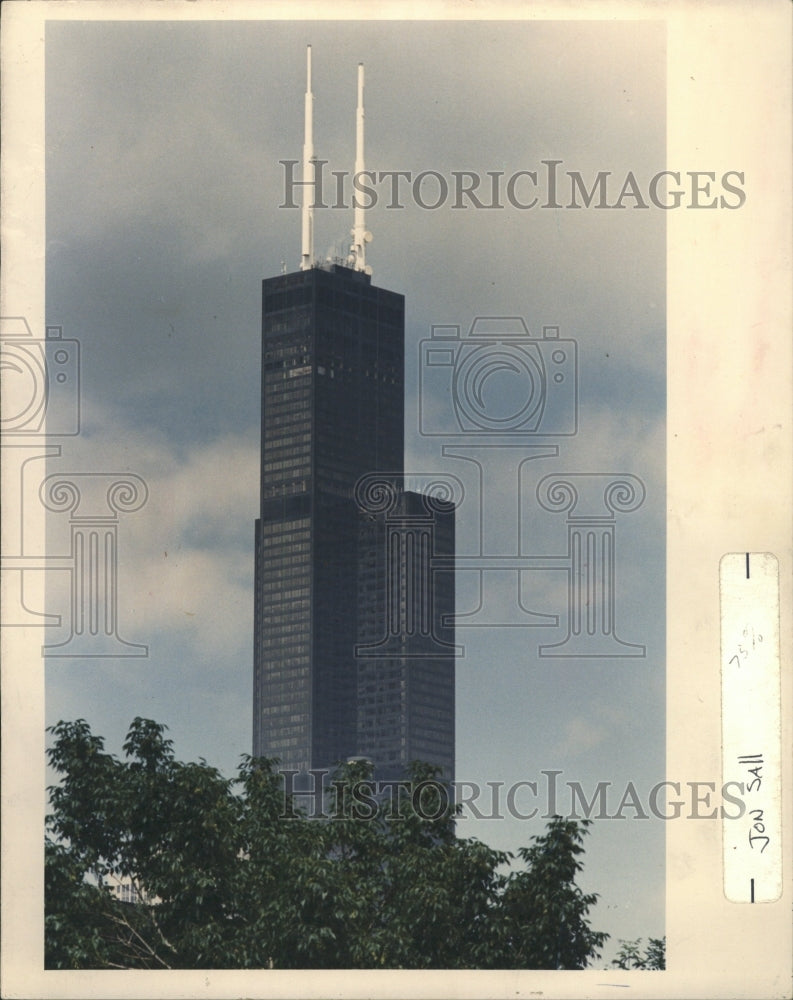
356,488,456,782
252,262,455,782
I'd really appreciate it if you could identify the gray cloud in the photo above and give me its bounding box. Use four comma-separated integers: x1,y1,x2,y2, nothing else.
43,17,666,961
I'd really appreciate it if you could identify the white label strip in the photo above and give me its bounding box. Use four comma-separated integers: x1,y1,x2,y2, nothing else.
721,552,782,903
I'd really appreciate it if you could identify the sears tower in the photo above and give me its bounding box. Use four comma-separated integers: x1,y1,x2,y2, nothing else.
253,49,455,781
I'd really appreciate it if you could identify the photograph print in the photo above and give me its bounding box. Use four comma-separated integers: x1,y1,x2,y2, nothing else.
2,4,790,997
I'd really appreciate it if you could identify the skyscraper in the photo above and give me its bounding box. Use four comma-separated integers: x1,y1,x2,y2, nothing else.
252,50,455,782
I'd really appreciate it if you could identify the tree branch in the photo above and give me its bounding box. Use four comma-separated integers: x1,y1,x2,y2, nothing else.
101,904,173,970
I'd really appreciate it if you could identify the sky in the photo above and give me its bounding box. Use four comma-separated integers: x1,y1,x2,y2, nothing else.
43,18,666,960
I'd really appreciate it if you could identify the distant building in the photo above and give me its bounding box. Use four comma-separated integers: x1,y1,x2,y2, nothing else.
104,874,143,905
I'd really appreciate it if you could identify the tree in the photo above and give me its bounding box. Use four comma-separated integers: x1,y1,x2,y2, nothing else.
46,718,243,968
610,936,666,971
498,817,609,969
46,717,610,970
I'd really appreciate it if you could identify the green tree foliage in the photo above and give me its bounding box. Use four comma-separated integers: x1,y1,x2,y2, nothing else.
46,718,610,970
610,936,666,970
499,819,609,968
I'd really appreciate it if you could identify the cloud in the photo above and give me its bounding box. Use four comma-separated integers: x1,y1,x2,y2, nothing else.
45,18,665,463
40,21,666,949
41,401,258,664
557,715,612,756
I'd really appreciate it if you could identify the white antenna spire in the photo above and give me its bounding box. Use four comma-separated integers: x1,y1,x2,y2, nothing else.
300,45,314,271
349,62,372,275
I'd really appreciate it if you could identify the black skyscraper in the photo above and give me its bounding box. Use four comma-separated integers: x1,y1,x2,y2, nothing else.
252,262,455,780
253,48,454,782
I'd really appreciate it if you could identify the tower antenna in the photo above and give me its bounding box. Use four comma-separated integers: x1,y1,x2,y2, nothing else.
300,45,314,271
349,62,372,275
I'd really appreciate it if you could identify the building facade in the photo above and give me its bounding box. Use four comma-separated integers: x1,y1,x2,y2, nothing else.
252,263,455,782
356,488,456,782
